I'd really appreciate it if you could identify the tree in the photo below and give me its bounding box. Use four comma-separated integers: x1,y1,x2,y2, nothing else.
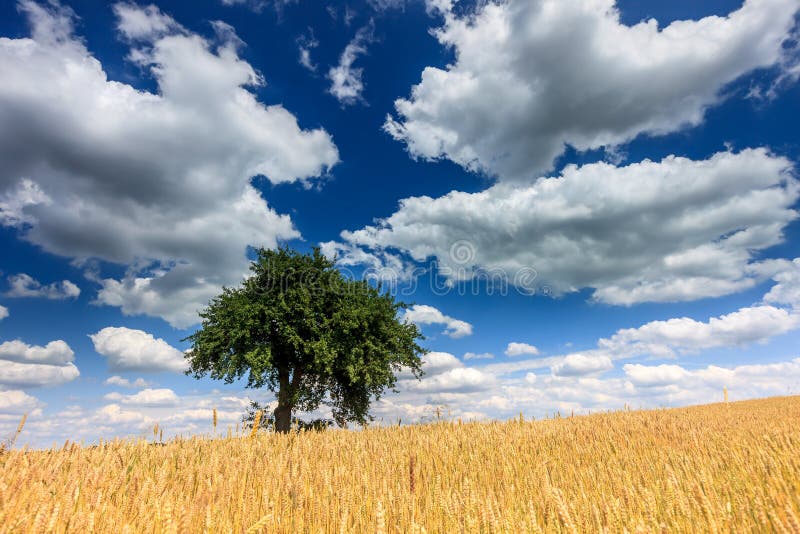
184,247,426,433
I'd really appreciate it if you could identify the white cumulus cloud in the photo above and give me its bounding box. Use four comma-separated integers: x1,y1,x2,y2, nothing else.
0,339,74,365
419,351,463,375
401,367,496,393
113,2,182,40
95,403,153,426
104,375,153,389
602,305,800,358
90,327,188,373
335,150,797,305
505,342,539,357
0,1,339,328
386,0,800,180
0,389,42,416
5,273,80,299
0,338,78,388
551,354,613,377
623,358,800,401
104,388,179,406
0,361,79,388
623,364,692,387
402,304,472,338
373,354,800,428
763,257,800,309
480,276,800,379
0,305,7,320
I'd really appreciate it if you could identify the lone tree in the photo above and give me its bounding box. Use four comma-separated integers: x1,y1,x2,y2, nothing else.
184,247,426,433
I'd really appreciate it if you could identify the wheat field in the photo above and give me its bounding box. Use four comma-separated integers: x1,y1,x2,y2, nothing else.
1,396,799,533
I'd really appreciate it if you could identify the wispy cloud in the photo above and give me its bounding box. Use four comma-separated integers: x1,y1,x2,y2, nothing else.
297,28,319,72
328,20,375,105
464,352,494,360
219,0,297,14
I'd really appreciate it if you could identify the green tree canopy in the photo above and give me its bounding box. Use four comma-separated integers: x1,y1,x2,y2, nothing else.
184,247,426,432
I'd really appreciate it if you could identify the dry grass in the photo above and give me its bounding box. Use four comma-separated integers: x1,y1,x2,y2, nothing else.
1,396,799,532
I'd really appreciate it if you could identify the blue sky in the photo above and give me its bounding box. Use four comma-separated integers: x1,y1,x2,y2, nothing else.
1,0,800,447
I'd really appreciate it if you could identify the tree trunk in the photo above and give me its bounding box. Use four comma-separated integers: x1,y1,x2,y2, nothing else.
275,368,292,433
274,403,292,433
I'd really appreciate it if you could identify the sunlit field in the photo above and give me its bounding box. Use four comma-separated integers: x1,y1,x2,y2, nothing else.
1,396,799,533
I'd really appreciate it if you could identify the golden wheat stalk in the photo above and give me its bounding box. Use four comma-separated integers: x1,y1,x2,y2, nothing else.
250,410,263,438
12,413,27,448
